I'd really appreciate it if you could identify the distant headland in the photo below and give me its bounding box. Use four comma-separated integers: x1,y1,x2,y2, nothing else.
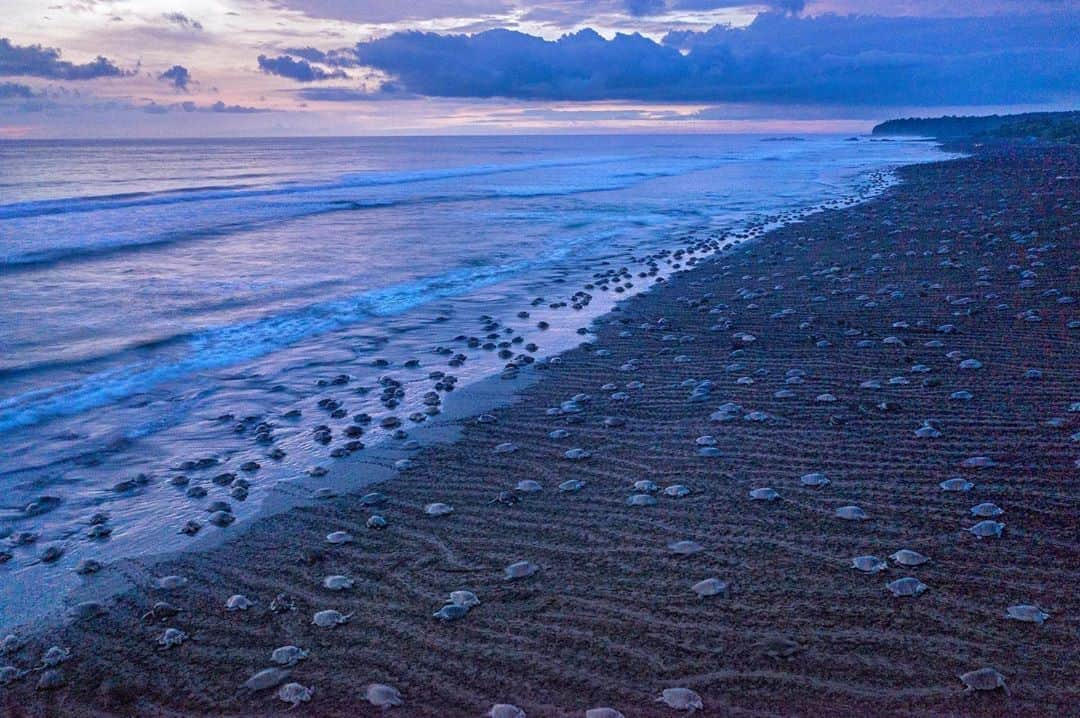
872,110,1079,143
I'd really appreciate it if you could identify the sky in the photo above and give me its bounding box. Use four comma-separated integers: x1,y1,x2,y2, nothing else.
0,0,1076,138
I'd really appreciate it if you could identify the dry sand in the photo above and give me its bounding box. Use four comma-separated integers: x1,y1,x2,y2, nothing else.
2,142,1078,717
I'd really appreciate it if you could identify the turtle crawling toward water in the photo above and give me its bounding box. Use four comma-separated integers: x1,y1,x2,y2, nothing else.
959,667,1009,696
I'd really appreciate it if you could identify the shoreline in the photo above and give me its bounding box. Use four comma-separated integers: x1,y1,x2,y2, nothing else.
0,142,921,637
2,141,1078,716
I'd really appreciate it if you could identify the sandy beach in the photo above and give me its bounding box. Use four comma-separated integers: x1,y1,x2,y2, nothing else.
2,141,1078,717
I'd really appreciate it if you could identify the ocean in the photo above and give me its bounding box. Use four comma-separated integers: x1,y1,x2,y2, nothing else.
0,133,948,628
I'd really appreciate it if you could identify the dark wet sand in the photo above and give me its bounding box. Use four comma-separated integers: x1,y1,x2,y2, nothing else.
3,142,1078,717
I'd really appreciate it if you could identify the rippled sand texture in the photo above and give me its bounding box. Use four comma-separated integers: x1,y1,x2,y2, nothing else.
4,143,1078,717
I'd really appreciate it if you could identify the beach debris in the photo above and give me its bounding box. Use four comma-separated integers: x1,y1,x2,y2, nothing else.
959,667,1009,695
156,575,188,591
887,577,928,597
836,506,868,520
940,478,974,492
226,594,253,611
1005,605,1050,624
40,646,70,667
278,682,314,707
270,593,297,613
851,556,888,573
488,704,526,718
504,561,539,580
749,488,779,501
272,646,310,666
970,502,1004,517
365,683,403,708
158,628,188,648
585,709,626,718
323,575,354,591
800,473,830,487
890,549,930,566
656,687,703,712
691,578,728,597
969,521,1005,538
243,667,290,691
326,531,354,544
312,609,352,627
668,540,704,556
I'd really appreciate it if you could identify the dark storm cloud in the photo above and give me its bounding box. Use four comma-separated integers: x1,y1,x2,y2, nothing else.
257,54,349,82
158,64,191,90
0,38,128,80
340,11,1078,106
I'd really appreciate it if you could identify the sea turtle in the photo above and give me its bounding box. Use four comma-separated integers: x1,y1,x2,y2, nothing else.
322,575,354,591
243,667,290,691
433,604,469,621
836,506,868,520
158,628,187,648
969,521,1005,538
325,531,354,544
488,704,526,718
890,549,930,566
1005,605,1050,624
226,594,252,611
627,494,658,507
425,502,454,516
585,709,626,718
365,683,403,708
278,682,314,707
959,667,1009,695
504,561,539,580
311,609,352,627
940,478,974,492
271,646,309,666
691,578,728,597
851,556,887,573
449,590,480,608
656,687,703,712
886,577,928,597
970,503,1004,517
749,488,779,501
800,473,830,487
663,485,691,498
668,540,704,556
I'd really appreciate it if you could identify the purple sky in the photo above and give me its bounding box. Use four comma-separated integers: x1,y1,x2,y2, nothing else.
0,0,1075,138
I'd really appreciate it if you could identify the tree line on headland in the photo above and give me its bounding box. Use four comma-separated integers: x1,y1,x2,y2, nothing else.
872,111,1079,143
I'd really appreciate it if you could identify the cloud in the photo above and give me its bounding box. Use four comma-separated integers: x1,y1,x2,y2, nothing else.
274,0,512,24
340,11,1078,106
138,100,271,114
162,12,203,31
294,85,410,101
0,38,128,80
158,64,191,91
209,100,267,113
0,81,35,99
257,54,349,82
